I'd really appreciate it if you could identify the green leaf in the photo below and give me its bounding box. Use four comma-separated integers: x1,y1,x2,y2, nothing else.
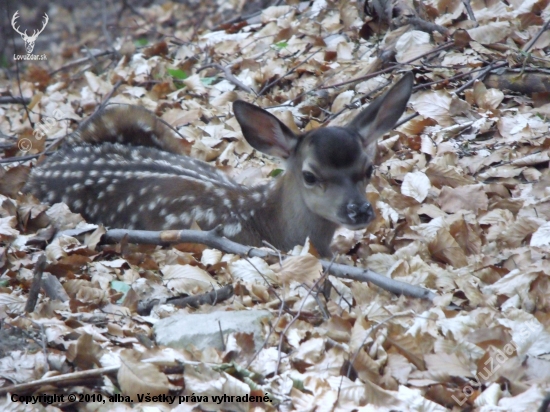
135,38,149,46
272,41,288,50
167,68,188,80
269,168,284,177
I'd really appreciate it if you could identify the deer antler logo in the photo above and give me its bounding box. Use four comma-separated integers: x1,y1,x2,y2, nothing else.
11,11,49,54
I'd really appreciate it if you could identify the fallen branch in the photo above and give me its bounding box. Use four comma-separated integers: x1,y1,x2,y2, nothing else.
455,61,507,94
25,255,47,313
398,16,448,36
0,96,31,105
321,41,454,89
0,366,119,396
523,19,550,52
48,50,115,76
197,63,256,94
461,0,478,26
138,284,234,315
103,227,437,302
257,45,321,97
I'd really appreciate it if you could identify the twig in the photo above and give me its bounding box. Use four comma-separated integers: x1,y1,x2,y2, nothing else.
321,41,454,89
275,270,328,373
0,96,31,105
212,0,284,31
257,45,321,97
412,65,488,90
461,0,478,26
523,20,550,52
322,81,391,124
98,80,123,111
401,16,449,35
395,112,419,128
137,284,234,315
117,0,146,22
217,320,226,351
454,61,507,94
102,227,436,302
0,366,119,395
346,311,414,378
101,0,115,51
49,51,114,76
0,152,54,164
197,63,255,94
24,255,47,313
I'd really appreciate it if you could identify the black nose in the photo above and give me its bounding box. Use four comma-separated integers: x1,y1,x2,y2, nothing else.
347,202,373,223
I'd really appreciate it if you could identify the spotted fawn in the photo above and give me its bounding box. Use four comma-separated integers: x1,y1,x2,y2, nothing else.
25,73,413,255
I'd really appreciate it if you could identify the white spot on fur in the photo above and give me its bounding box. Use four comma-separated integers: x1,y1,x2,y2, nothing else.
205,208,216,225
166,214,179,226
223,222,242,238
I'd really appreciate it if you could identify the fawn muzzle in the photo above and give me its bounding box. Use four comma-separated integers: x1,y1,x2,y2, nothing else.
346,201,374,226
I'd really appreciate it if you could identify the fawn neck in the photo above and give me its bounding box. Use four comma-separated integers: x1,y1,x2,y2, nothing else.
251,172,337,256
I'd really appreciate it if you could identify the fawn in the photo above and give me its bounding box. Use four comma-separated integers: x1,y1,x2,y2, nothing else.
25,73,413,256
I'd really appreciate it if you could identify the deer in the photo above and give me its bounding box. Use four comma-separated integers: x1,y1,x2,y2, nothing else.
25,73,413,256
11,10,49,54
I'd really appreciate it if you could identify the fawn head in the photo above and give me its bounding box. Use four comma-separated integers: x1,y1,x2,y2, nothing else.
233,73,413,233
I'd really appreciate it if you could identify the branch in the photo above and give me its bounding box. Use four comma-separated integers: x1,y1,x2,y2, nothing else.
321,41,454,89
25,255,47,313
48,50,115,76
0,366,119,396
257,45,322,97
0,96,31,105
455,61,507,94
461,0,478,26
197,63,256,94
138,284,234,315
523,20,550,53
102,227,437,302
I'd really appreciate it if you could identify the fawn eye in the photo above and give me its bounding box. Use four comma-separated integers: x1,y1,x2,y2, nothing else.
365,165,374,179
302,171,317,185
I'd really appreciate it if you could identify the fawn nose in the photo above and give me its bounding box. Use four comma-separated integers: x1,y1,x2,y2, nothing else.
347,201,373,223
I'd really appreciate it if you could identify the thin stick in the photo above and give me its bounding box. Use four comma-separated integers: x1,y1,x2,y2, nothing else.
321,41,453,90
461,0,477,26
24,255,47,313
197,63,255,94
523,20,550,52
0,366,119,395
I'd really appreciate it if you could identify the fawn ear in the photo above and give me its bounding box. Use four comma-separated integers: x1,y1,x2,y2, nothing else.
348,72,413,150
233,100,298,159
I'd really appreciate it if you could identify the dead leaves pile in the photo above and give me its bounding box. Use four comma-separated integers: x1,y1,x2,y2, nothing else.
1,0,550,410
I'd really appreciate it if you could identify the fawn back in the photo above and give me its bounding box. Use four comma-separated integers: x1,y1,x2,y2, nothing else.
25,73,413,255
